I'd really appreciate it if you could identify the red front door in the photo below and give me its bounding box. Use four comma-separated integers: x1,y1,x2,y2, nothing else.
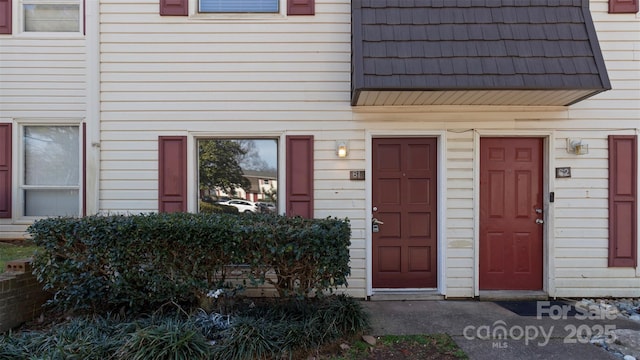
372,138,438,288
480,138,543,290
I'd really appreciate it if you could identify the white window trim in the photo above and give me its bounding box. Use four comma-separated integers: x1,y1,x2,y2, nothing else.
188,0,287,20
16,0,84,38
13,119,84,223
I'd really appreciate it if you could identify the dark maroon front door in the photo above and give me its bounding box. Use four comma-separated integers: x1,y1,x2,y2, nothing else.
372,138,438,288
479,137,543,290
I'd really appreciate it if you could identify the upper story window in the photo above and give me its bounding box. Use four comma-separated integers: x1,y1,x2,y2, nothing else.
199,0,279,13
22,0,82,33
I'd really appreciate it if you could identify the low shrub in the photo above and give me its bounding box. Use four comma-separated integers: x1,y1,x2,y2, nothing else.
28,213,351,313
0,295,369,360
241,215,352,297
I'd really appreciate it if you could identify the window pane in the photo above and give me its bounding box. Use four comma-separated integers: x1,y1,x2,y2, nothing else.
24,4,80,32
24,189,79,216
198,139,278,213
199,0,279,13
24,126,79,186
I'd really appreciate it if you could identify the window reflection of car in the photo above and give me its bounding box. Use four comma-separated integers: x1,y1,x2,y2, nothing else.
216,199,258,213
256,202,276,213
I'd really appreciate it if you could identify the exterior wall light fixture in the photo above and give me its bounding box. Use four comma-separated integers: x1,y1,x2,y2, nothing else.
567,138,589,155
336,141,348,158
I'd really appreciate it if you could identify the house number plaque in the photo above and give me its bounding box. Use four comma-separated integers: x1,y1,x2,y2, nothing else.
350,170,365,180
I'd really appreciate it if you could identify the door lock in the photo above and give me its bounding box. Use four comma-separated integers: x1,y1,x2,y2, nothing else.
372,218,384,233
535,208,543,214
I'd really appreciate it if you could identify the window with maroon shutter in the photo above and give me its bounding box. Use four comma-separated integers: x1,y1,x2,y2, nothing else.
0,0,11,34
288,0,314,15
286,135,313,218
0,124,11,218
608,135,638,267
609,0,639,13
160,0,188,16
158,136,187,213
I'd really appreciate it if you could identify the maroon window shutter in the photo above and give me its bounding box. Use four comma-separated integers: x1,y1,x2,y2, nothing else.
288,0,314,15
158,136,187,213
609,0,639,13
82,123,87,217
286,135,313,218
160,0,188,16
608,135,638,267
0,124,11,218
0,0,11,34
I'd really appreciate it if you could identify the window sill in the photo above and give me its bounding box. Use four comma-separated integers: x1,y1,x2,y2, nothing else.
12,32,84,40
189,12,287,21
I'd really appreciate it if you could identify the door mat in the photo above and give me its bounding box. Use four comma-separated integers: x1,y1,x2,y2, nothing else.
494,300,578,317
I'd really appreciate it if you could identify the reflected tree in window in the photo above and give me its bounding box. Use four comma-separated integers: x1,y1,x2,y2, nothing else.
198,140,251,197
198,139,278,212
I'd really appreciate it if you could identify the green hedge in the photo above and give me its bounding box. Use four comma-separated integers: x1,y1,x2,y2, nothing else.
27,213,351,313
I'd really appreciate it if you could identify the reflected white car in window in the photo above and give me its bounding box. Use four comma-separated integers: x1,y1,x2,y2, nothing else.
216,199,258,213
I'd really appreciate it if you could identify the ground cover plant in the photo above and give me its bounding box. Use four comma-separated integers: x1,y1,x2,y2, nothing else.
0,295,370,359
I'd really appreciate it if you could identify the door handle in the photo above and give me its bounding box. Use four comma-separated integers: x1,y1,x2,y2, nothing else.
372,218,383,233
535,219,544,224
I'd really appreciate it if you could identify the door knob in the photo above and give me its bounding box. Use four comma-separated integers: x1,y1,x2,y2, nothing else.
535,219,544,224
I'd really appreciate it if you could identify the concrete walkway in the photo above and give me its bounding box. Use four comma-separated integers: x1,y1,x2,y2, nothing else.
362,300,640,360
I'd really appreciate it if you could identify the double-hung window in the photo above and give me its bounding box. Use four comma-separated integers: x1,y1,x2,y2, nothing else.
21,0,82,33
20,124,81,217
199,0,279,13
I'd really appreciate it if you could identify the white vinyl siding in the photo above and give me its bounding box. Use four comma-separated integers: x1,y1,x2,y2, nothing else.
98,0,352,213
444,131,475,298
549,1,640,297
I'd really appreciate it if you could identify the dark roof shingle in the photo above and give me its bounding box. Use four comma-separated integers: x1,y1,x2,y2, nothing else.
352,0,611,105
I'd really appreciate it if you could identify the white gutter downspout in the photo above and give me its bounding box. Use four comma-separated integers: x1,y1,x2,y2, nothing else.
85,0,100,215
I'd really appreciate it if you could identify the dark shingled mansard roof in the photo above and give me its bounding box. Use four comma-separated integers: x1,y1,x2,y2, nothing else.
351,0,611,106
